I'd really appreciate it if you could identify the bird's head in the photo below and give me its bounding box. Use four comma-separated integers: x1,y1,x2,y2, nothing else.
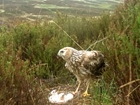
57,47,76,60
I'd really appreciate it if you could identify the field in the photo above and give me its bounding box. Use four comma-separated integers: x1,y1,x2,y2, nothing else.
0,0,123,21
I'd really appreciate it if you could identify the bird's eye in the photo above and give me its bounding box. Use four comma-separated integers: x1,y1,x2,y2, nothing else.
60,50,64,53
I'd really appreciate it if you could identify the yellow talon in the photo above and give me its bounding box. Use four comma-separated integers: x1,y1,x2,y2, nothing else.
82,92,90,97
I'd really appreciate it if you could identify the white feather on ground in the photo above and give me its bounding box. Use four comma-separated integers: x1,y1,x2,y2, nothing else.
48,90,74,104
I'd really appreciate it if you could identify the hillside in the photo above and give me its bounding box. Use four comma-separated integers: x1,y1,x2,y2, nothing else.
0,0,123,21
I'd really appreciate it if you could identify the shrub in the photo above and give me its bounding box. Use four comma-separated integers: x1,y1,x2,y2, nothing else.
104,0,140,104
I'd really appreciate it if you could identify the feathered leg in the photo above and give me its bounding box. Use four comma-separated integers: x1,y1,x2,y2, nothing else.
82,79,90,97
74,80,81,94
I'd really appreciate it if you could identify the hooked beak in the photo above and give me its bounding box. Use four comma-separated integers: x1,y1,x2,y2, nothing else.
57,55,60,59
57,52,61,59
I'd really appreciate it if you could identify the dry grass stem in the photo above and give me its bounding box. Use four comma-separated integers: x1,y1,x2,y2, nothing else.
126,85,140,97
49,20,84,50
120,79,140,88
86,36,109,50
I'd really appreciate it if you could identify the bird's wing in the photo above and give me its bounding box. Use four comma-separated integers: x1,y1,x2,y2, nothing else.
65,62,74,73
81,50,105,76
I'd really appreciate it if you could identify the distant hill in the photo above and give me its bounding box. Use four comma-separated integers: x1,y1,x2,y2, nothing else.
0,0,124,21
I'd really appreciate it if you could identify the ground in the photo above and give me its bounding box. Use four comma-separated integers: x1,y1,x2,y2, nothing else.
36,77,109,105
39,83,95,105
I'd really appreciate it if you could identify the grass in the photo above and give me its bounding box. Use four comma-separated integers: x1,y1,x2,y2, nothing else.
0,9,5,13
33,0,120,10
34,4,71,9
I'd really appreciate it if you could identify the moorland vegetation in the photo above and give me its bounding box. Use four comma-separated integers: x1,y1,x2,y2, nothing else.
0,0,140,105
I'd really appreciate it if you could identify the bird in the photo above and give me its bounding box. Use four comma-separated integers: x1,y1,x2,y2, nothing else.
57,47,105,97
49,90,74,104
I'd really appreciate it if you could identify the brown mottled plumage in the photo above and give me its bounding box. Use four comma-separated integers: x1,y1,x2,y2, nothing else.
57,47,105,96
